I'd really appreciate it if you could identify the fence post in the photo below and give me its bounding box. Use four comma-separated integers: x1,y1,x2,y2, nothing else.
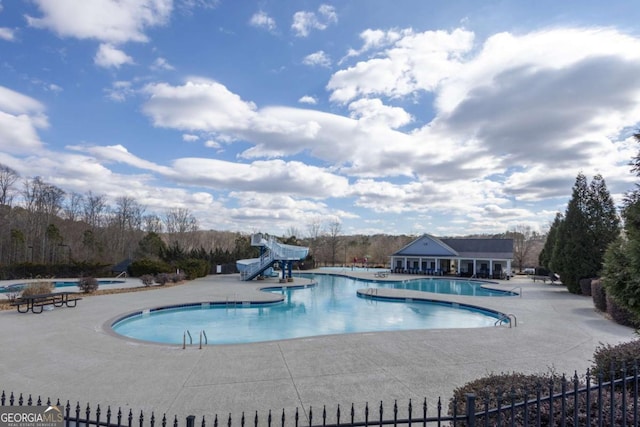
465,394,476,427
186,415,195,427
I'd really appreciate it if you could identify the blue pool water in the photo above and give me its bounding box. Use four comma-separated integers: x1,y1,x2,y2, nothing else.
0,279,125,293
112,275,511,345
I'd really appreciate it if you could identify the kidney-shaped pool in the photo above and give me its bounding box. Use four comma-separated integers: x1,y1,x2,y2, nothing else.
111,274,514,345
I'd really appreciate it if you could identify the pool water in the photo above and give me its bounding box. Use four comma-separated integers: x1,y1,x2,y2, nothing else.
0,279,126,293
112,275,509,345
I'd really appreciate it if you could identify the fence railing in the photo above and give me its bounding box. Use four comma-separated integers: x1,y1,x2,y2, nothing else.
2,363,639,427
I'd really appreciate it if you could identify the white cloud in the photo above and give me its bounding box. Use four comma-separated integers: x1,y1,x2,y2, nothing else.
348,98,412,129
328,28,474,103
182,134,199,142
298,95,317,105
250,11,276,32
292,4,337,37
0,27,15,41
171,158,349,197
128,27,640,233
94,43,134,68
105,81,134,102
303,50,331,67
151,57,174,70
142,78,257,131
342,29,405,62
0,86,48,154
26,0,172,43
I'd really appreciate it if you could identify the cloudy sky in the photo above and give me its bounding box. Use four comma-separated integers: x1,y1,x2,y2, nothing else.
1,1,639,236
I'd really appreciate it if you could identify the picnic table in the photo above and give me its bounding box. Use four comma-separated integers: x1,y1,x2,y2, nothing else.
10,291,82,314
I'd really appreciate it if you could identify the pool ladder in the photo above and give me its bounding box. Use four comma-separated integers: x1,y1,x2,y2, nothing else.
495,313,517,328
364,287,378,297
509,287,523,297
183,329,208,349
226,294,237,310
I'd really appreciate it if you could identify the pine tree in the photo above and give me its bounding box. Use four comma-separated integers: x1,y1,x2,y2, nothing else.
586,174,620,267
552,173,593,294
539,212,563,270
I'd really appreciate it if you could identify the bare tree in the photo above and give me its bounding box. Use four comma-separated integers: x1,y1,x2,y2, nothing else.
164,207,199,250
108,196,145,261
144,214,164,233
63,192,83,222
82,191,107,229
21,177,65,262
164,207,199,234
325,220,343,266
306,218,323,267
0,163,19,206
506,225,538,272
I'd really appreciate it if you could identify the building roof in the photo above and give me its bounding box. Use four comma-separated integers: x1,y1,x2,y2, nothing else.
392,235,513,259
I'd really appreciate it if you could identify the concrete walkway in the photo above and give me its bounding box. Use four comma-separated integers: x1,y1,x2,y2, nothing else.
0,273,634,424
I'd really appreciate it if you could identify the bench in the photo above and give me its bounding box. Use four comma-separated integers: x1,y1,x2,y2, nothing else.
10,292,82,314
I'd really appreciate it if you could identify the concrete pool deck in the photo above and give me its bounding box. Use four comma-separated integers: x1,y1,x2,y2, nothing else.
0,272,635,423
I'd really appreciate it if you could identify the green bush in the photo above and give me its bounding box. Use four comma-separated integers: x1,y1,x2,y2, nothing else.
606,295,640,328
592,340,640,382
579,278,593,296
77,277,99,293
175,258,209,280
592,279,607,312
128,258,172,277
21,281,54,297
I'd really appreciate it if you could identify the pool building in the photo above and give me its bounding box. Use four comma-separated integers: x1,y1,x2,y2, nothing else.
390,234,514,279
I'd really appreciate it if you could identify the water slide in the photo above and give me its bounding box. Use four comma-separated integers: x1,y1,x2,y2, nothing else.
237,234,309,281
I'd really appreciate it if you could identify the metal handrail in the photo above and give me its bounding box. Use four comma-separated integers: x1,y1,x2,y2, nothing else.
199,330,207,349
494,313,517,328
183,330,193,349
509,287,522,297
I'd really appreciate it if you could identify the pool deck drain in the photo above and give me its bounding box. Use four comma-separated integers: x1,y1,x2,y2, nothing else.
0,272,634,423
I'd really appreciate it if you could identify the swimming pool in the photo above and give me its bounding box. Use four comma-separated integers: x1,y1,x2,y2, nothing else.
111,274,510,345
0,279,126,293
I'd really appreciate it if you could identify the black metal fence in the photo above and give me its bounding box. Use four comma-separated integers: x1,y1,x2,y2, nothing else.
2,364,639,427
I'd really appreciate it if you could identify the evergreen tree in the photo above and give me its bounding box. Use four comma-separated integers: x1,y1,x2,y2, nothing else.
603,131,640,317
552,173,593,293
586,174,620,266
539,212,563,270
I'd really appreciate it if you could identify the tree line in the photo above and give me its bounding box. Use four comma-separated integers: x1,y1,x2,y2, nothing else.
0,162,546,279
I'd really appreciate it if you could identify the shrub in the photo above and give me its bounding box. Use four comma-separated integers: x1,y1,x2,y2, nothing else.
592,340,640,382
77,277,99,293
128,258,172,277
579,278,594,296
448,372,563,426
606,295,640,328
170,272,185,283
592,279,607,312
175,258,209,280
449,371,638,426
154,273,170,286
139,274,154,286
21,281,54,297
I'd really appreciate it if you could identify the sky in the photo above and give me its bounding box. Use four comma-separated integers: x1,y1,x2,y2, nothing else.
1,1,640,237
